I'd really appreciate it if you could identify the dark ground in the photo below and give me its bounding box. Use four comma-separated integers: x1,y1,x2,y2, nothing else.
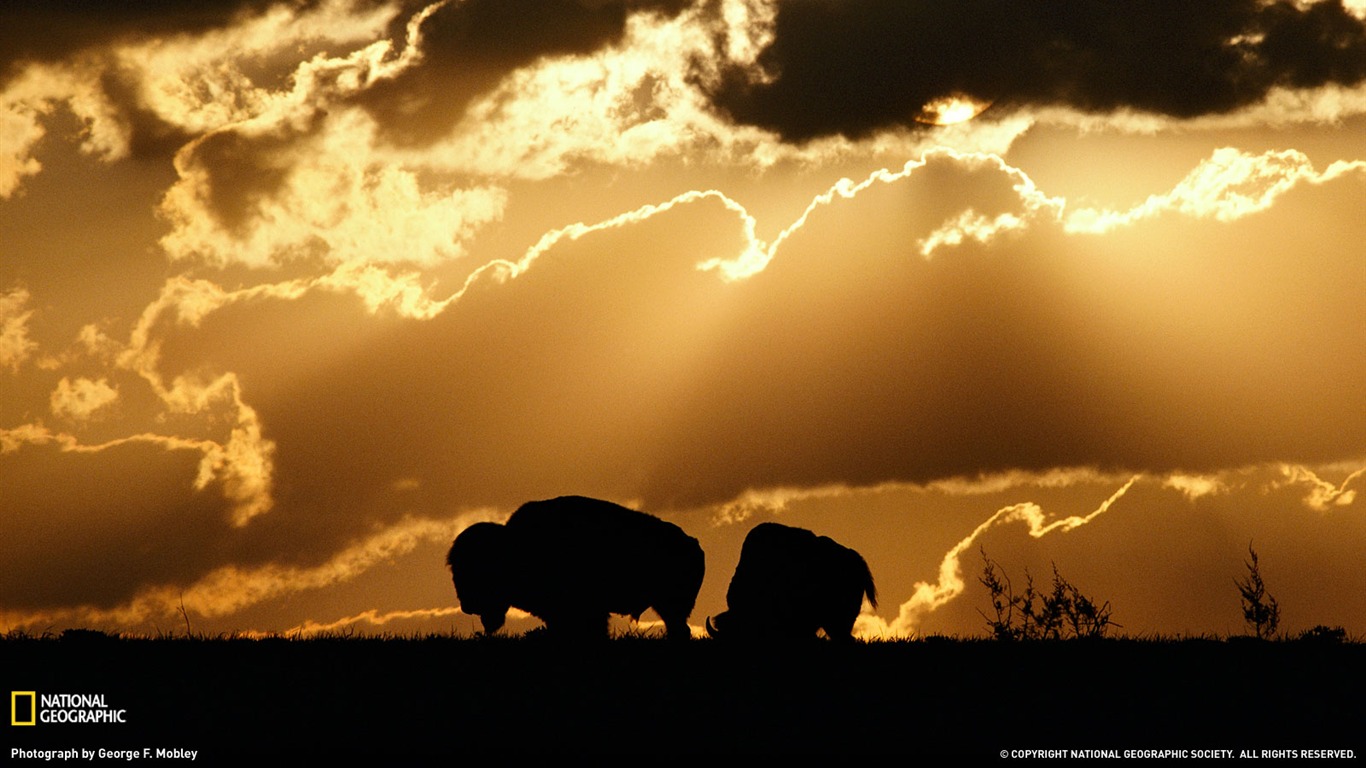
4,634,1363,760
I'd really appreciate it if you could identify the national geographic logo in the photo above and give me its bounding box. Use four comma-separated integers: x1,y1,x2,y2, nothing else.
11,691,127,725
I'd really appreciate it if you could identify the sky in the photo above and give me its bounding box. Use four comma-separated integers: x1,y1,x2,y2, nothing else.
1,0,1364,640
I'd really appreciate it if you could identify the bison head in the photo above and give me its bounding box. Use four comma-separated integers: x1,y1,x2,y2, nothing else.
447,522,513,635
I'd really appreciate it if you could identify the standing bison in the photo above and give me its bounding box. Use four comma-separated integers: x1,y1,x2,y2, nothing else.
707,522,877,642
447,496,705,640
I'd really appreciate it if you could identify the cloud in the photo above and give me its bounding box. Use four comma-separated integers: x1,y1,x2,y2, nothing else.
131,1,1364,296
281,606,462,637
0,413,272,529
1163,473,1231,501
700,0,1366,141
690,145,1366,281
4,276,279,530
925,467,1137,497
855,477,1139,637
705,468,1142,526
369,1,1011,184
117,0,406,135
0,0,404,200
0,510,497,632
1065,148,1366,233
0,287,37,371
355,0,693,146
0,90,47,198
1,55,135,196
139,1,771,277
158,110,510,269
437,146,1054,300
756,143,1366,269
0,1,363,71
2,0,1025,288
708,484,858,525
49,377,119,420
141,1,514,271
1276,463,1364,509
1160,462,1364,506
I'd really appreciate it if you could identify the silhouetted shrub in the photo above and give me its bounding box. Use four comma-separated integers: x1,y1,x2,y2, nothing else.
1296,625,1346,644
1235,543,1280,640
978,547,1117,640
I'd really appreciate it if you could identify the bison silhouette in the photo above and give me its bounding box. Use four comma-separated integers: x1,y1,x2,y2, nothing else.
707,522,877,642
447,495,705,639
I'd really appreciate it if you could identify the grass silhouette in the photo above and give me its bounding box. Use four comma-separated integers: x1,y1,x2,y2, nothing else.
4,628,1363,758
4,542,1360,757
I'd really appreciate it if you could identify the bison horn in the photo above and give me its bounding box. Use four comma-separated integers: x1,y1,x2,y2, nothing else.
705,617,721,638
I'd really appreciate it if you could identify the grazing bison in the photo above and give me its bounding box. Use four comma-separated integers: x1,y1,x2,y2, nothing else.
447,496,705,639
707,522,876,642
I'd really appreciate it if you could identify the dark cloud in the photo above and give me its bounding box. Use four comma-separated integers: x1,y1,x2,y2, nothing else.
699,0,1366,141
0,0,361,77
183,122,308,234
0,441,234,609
357,0,692,146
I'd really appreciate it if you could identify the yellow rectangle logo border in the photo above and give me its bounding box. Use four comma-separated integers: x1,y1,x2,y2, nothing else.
11,691,37,726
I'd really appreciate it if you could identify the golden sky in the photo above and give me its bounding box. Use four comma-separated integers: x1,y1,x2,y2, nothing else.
2,0,1364,639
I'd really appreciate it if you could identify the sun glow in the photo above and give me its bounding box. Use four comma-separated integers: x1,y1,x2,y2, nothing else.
916,93,993,125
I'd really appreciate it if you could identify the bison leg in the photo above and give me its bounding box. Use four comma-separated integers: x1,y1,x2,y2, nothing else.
658,611,693,641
